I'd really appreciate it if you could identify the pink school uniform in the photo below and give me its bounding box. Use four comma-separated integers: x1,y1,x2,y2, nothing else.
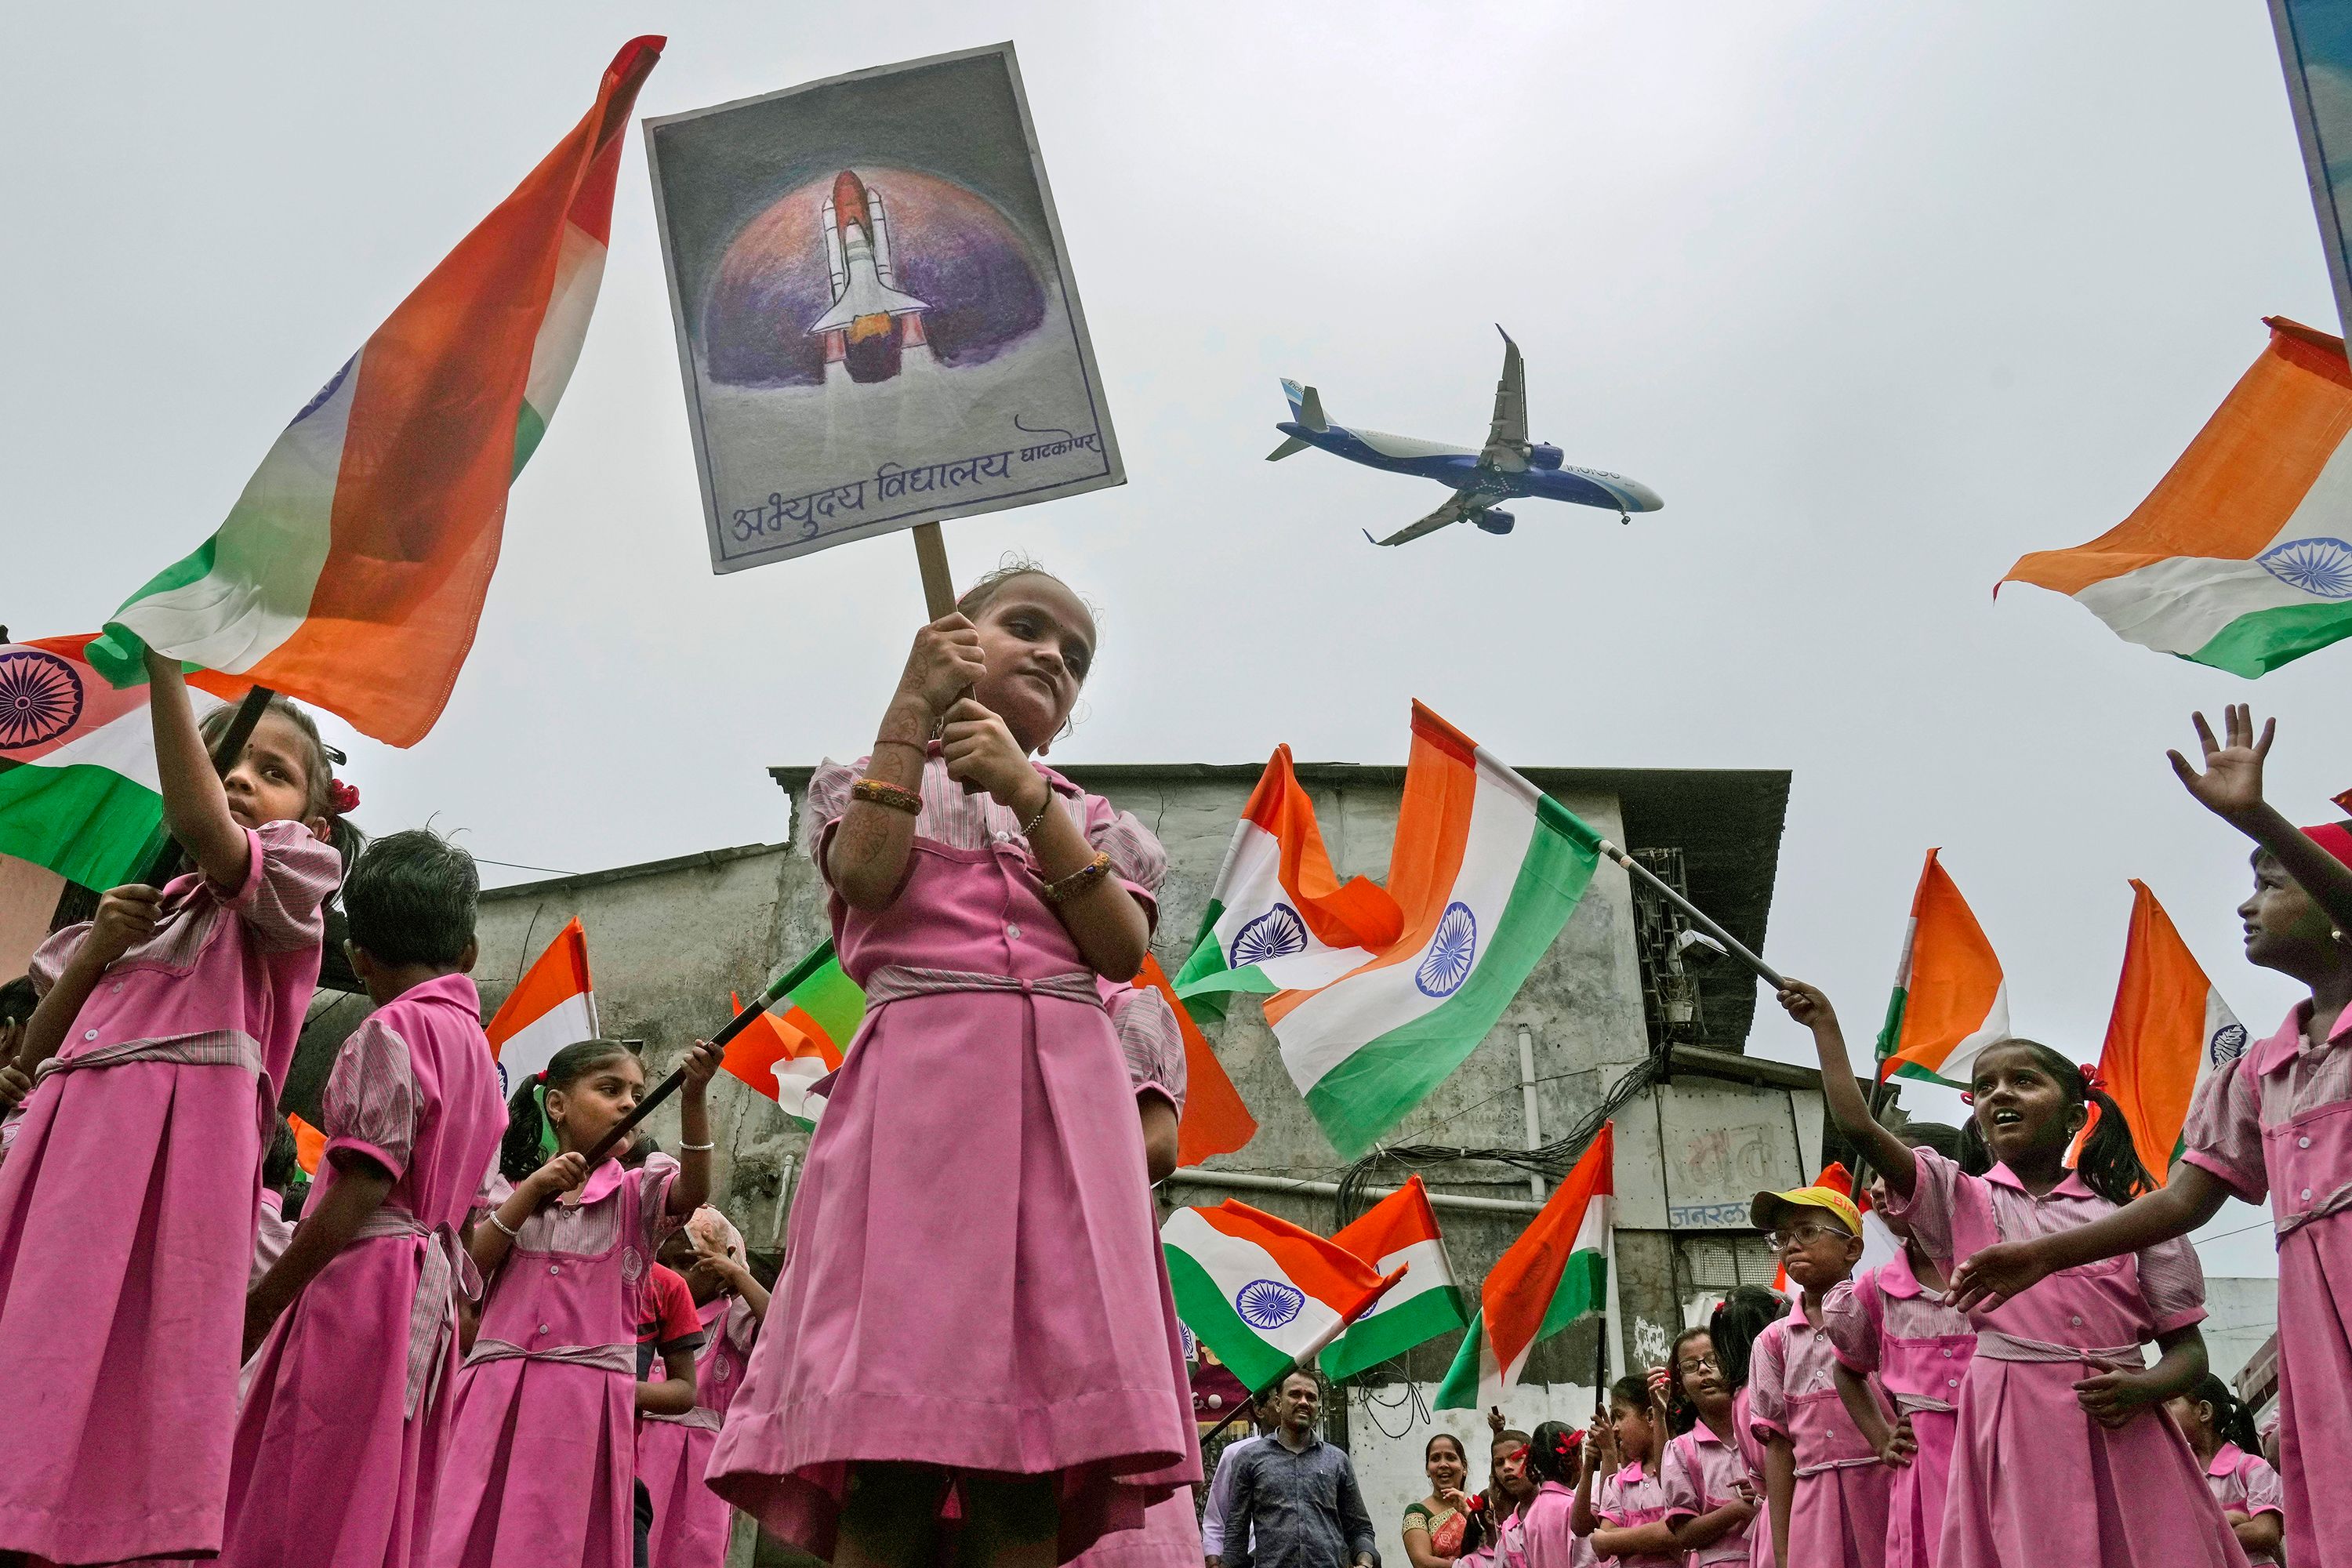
1516,1478,1577,1568
0,820,336,1561
254,1187,296,1283
635,1292,760,1568
1663,1420,1760,1566
1822,1254,1976,1568
220,973,507,1568
706,753,1196,1562
2182,999,2352,1568
1885,1147,2246,1568
1748,1298,1890,1568
1592,1458,1678,1568
431,1154,683,1568
2201,1443,2285,1568
1730,1386,1774,1568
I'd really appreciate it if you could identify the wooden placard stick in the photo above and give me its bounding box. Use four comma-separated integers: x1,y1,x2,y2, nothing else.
912,520,983,791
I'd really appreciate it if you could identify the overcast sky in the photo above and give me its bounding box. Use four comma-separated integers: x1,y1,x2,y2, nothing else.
11,3,2336,1276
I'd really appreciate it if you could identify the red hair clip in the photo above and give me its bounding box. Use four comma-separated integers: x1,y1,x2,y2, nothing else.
1959,1091,1973,1105
535,1069,548,1083
329,779,361,815
2078,1062,2105,1094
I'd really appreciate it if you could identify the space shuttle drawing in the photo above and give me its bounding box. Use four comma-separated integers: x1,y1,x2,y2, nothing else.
811,169,933,383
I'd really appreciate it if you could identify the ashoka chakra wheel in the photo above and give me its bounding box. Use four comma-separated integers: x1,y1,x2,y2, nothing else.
1235,1278,1305,1330
0,649,84,750
1231,903,1308,969
1416,901,1479,997
2257,537,2352,599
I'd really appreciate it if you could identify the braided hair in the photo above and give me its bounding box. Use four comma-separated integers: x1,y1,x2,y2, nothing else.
1958,1039,2152,1206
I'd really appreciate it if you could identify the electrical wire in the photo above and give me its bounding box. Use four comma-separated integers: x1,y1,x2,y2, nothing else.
1352,1375,1433,1440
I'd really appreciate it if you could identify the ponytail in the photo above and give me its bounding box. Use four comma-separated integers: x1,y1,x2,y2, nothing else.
499,1037,636,1183
2187,1374,2263,1456
1960,1040,2152,1206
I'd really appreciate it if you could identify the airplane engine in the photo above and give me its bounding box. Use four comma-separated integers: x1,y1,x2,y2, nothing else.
1523,443,1563,470
1475,509,1516,535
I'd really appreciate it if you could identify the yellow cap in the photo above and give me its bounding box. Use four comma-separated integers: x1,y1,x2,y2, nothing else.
1750,1185,1862,1238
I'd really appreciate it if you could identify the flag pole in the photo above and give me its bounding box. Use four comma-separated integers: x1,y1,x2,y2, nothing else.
1593,839,1784,989
139,684,277,887
1200,1261,1410,1443
912,522,957,619
581,967,797,1164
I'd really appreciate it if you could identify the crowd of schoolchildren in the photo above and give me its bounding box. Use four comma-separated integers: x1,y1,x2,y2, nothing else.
0,560,2344,1568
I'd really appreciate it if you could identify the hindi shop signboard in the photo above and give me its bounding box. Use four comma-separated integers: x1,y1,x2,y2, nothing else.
644,43,1123,576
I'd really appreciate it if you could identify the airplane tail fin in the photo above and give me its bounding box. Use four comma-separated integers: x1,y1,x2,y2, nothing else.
1266,436,1312,462
1280,378,1330,433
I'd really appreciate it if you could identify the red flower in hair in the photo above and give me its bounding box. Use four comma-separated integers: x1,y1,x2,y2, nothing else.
328,779,361,815
2078,1062,2105,1094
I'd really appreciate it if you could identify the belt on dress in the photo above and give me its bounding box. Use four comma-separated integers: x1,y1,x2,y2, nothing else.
350,1203,483,1418
1971,1330,2141,1371
2277,1182,2352,1239
642,1404,724,1432
863,966,1106,1007
465,1338,637,1375
1793,1454,1884,1479
34,1029,263,1087
1892,1391,1958,1416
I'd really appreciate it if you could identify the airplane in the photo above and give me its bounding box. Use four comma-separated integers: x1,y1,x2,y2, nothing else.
1266,328,1664,546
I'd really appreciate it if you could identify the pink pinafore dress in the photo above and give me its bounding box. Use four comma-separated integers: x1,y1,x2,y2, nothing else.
1663,1420,1760,1566
1592,1460,1678,1568
2183,1002,2352,1568
635,1294,758,1568
430,1157,678,1568
706,754,1196,1563
1730,1385,1774,1568
0,822,336,1563
1824,1254,1975,1568
1889,1148,2248,1568
1749,1302,1889,1568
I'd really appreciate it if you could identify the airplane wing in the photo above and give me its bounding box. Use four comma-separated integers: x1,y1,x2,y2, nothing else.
1481,328,1527,469
1365,491,1479,546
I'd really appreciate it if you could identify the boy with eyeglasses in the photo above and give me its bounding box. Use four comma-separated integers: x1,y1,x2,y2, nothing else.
1746,1185,1893,1568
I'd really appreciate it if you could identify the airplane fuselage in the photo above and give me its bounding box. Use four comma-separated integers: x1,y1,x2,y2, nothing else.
1272,420,1661,514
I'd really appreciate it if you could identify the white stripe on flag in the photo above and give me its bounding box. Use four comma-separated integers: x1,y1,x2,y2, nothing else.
493,991,598,1093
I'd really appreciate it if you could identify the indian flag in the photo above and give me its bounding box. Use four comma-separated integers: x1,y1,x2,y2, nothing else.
0,634,233,888
724,940,865,1129
1875,848,2010,1089
486,917,599,1098
1163,1200,1399,1393
2096,880,2241,1184
84,38,663,747
1436,1123,1613,1411
1174,743,1402,1021
2002,317,2352,677
1188,703,1602,1160
1319,1174,1468,1381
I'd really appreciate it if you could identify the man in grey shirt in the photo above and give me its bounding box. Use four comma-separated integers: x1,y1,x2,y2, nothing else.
1216,1370,1377,1568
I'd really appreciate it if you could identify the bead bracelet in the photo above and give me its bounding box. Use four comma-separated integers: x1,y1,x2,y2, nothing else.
851,777,922,815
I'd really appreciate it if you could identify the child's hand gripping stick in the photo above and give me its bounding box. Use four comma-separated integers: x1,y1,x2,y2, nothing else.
580,975,789,1165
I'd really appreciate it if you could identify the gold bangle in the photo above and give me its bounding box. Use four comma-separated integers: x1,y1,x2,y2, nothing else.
851,777,922,815
1042,851,1112,906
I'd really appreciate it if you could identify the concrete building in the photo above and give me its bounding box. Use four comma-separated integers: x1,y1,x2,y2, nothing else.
278,754,1822,1566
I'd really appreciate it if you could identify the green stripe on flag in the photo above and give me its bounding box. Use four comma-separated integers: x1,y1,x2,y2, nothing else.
1533,1246,1609,1341
1304,800,1599,1159
2186,601,2352,678
510,400,550,479
1319,1285,1468,1381
85,539,218,685
1165,1243,1294,1392
1432,1312,1488,1410
786,960,865,1052
0,760,168,889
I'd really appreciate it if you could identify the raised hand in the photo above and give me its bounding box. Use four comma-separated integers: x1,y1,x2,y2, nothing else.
1946,1239,2052,1315
2169,706,2274,826
940,698,1047,810
86,884,164,966
895,613,987,719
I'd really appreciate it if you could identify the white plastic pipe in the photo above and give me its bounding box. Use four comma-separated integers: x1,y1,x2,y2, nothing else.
1168,1166,1545,1215
1518,1025,1546,1202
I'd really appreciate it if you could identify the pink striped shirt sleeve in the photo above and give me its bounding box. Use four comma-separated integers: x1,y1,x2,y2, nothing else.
1659,1435,1703,1524
1108,985,1187,1114
1086,793,1167,927
2236,1449,2286,1517
323,1015,420,1181
220,822,341,953
1747,1322,1791,1440
2133,1231,2208,1334
1883,1146,1963,1265
2180,1054,2267,1204
1820,1274,1881,1374
27,924,84,997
